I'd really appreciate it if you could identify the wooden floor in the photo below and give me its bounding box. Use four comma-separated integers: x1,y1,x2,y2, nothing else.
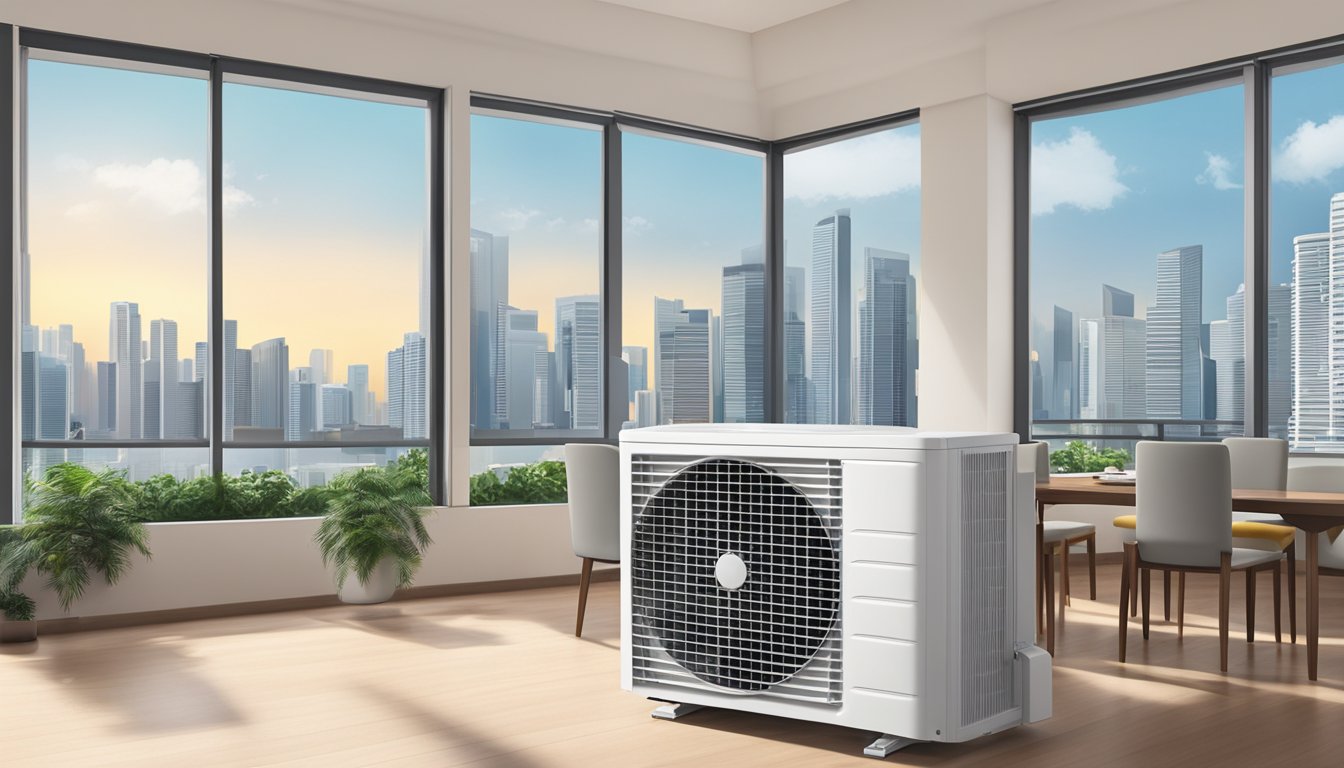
4,563,1344,767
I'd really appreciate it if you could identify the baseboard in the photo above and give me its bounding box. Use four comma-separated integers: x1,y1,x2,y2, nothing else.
35,567,621,636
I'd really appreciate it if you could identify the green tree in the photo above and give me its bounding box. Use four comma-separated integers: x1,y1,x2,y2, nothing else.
1048,440,1132,474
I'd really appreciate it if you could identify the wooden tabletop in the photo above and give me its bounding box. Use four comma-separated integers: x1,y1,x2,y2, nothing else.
1036,476,1344,529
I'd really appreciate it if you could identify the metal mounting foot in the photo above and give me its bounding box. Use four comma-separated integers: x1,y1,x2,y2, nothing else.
863,734,919,758
650,702,704,720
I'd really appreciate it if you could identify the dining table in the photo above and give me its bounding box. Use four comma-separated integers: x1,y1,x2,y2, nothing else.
1036,475,1344,680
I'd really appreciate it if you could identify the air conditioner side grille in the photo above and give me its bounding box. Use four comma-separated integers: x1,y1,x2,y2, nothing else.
960,448,1014,727
630,455,843,705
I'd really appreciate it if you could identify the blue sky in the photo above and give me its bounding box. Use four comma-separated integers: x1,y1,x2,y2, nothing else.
1031,61,1344,345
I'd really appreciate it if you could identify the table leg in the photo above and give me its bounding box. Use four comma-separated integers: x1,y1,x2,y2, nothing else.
1308,532,1319,681
1036,502,1045,638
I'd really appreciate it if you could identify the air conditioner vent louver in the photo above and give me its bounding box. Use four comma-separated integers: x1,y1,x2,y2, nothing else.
630,456,842,702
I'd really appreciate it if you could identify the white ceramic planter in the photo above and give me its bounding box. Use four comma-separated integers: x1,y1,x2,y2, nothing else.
337,559,399,604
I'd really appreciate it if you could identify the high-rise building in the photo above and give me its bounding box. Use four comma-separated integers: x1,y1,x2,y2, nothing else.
321,384,354,428
286,367,318,440
1267,283,1292,438
555,295,602,430
109,301,142,439
1078,284,1146,421
37,355,69,440
634,389,657,428
1052,305,1076,419
1211,287,1246,428
655,300,711,424
783,266,808,423
309,349,335,385
722,262,766,423
250,337,289,430
857,249,917,427
810,209,852,424
501,309,549,430
96,361,117,434
233,347,252,430
387,332,428,439
147,319,182,439
1146,245,1204,423
711,314,724,422
622,346,647,409
20,326,37,441
1102,284,1135,319
470,228,509,431
347,364,370,425
1292,232,1332,448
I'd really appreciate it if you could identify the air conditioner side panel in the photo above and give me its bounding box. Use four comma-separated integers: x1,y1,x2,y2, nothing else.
840,457,943,741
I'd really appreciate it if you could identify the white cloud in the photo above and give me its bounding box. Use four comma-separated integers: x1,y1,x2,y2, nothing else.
784,130,920,202
1031,128,1128,216
545,216,567,231
579,218,600,233
92,157,253,214
64,200,103,219
1275,115,1344,184
624,215,653,234
498,207,541,231
1196,152,1241,190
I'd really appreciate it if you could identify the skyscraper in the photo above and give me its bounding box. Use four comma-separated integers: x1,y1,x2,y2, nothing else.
347,364,370,425
37,355,69,440
224,320,239,438
1078,284,1146,421
503,308,548,430
146,319,180,439
286,367,318,440
387,332,428,439
321,384,354,428
810,209,852,424
622,346,648,409
1102,284,1135,318
1052,305,1076,419
250,337,289,430
1211,287,1246,427
1292,233,1331,448
470,228,509,431
20,326,37,441
109,301,142,439
96,361,116,434
655,300,711,424
783,265,808,423
711,314,724,423
857,249,917,426
555,295,602,430
1267,283,1292,438
722,262,766,423
1146,245,1204,423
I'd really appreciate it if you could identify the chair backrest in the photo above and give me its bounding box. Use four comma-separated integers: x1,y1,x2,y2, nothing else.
1136,441,1232,568
1016,441,1049,481
1224,437,1288,491
1288,465,1344,570
564,443,620,562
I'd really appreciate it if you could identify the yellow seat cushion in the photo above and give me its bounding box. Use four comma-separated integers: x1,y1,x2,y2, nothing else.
1231,521,1296,550
1112,515,1294,550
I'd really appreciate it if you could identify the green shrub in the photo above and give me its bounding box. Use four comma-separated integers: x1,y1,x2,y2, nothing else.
0,590,36,622
469,459,568,506
314,464,433,590
1048,440,1132,474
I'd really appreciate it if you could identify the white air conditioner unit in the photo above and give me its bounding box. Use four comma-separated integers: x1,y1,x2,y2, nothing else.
619,424,1050,758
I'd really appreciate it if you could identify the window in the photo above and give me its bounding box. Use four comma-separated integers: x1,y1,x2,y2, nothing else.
1025,81,1246,459
782,123,921,426
621,131,766,427
13,34,442,520
21,53,210,485
1270,57,1344,451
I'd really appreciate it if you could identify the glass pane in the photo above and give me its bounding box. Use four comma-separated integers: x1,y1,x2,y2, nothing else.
468,445,568,507
20,447,209,524
24,57,208,443
1028,82,1246,459
782,124,921,426
469,113,603,440
1270,59,1344,451
222,78,430,443
622,132,765,427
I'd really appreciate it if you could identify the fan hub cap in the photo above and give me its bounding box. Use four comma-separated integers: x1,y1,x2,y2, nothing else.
715,552,748,590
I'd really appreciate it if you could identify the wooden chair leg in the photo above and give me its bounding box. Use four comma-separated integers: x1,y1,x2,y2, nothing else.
1131,552,1140,617
575,557,594,637
1219,553,1232,673
1087,534,1097,600
1273,561,1282,644
1177,572,1186,638
1141,567,1151,640
1062,540,1072,609
1163,571,1172,621
1287,542,1297,644
1246,567,1256,644
1044,546,1056,656
1119,542,1133,662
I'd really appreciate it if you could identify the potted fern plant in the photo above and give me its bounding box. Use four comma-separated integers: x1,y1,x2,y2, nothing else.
0,464,152,614
315,464,433,604
0,590,36,643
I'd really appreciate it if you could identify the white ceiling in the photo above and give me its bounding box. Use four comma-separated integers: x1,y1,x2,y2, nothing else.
593,0,852,33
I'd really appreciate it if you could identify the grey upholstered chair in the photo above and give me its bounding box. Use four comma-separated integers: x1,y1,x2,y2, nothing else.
1287,465,1344,574
564,443,620,637
1121,441,1284,672
1019,442,1096,655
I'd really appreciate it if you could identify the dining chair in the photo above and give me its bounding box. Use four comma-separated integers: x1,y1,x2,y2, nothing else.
1020,442,1096,655
564,443,620,638
1286,465,1344,576
1119,441,1284,673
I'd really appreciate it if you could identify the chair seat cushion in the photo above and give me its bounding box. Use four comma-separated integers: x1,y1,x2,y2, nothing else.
1112,514,1136,530
1042,520,1095,542
1232,548,1284,570
1230,521,1295,550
